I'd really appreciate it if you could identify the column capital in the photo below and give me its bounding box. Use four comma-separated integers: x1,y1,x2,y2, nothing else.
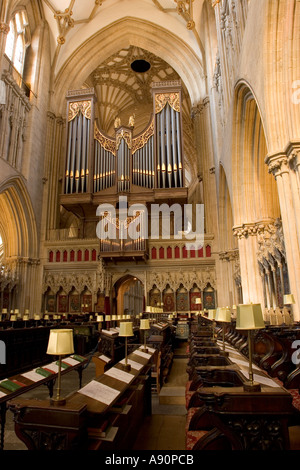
233,222,258,239
190,97,210,119
265,153,289,177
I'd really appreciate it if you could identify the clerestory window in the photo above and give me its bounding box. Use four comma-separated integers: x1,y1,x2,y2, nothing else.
5,11,29,76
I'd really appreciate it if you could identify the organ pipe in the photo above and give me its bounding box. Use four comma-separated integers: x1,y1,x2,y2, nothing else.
65,84,184,195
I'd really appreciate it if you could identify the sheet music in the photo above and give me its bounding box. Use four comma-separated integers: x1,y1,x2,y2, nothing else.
120,358,143,371
78,380,119,405
62,357,80,366
99,355,111,363
21,370,44,382
104,367,133,383
134,349,152,359
45,362,60,373
102,329,118,336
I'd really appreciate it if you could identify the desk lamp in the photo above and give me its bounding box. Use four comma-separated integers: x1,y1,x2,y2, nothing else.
140,319,150,353
119,322,133,371
23,313,29,327
215,307,231,355
96,314,104,331
46,329,74,405
236,303,265,392
284,294,295,323
207,309,217,340
105,314,111,330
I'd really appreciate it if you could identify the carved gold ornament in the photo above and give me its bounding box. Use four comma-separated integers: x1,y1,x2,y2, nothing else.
132,120,154,155
155,92,180,114
116,129,132,150
94,124,116,156
68,100,92,121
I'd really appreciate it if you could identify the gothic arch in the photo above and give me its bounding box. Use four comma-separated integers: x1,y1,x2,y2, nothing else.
232,81,280,227
218,163,236,253
52,17,205,115
0,176,38,260
264,0,300,153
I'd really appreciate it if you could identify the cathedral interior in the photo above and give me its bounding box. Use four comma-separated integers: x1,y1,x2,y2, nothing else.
0,0,300,453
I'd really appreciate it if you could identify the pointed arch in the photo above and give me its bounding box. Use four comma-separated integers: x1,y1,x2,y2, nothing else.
52,17,205,115
0,176,38,261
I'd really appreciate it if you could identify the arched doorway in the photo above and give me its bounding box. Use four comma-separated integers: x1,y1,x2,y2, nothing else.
113,275,144,317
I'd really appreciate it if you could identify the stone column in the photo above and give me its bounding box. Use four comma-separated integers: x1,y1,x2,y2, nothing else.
265,152,300,321
217,249,239,308
191,97,218,236
233,224,265,306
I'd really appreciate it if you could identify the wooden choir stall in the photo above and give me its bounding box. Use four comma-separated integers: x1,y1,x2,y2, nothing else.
8,345,154,450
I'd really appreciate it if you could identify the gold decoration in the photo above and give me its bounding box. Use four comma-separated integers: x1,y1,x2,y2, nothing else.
57,35,66,45
68,100,92,121
187,20,195,30
116,129,132,150
94,124,116,156
155,92,180,114
101,211,143,230
132,120,154,155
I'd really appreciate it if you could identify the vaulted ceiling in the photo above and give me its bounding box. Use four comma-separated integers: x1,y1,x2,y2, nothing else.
40,0,204,180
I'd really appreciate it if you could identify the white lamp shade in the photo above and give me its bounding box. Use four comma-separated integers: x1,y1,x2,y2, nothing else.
207,309,217,320
111,315,117,320
284,294,295,305
23,315,29,321
140,319,150,330
2,309,7,314
97,315,104,322
105,315,111,321
232,305,237,310
10,315,17,321
236,304,265,330
34,314,41,320
146,306,152,313
119,322,134,337
125,315,131,319
44,315,49,320
47,329,74,355
215,307,231,323
14,309,19,314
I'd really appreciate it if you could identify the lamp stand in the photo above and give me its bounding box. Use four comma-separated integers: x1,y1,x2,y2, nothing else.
50,356,66,405
212,320,216,341
143,330,148,353
243,330,261,392
122,337,131,372
220,323,229,356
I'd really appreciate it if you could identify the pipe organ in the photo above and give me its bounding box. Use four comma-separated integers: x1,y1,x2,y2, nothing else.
65,99,92,194
63,81,184,196
94,127,116,192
